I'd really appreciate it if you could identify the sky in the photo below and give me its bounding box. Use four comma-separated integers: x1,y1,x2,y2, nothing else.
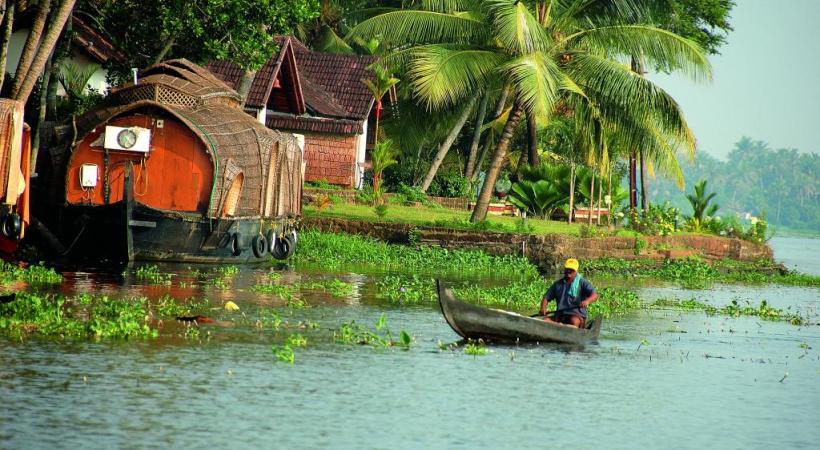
649,0,820,160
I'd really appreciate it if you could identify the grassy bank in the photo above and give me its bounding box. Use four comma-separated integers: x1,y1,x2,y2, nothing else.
583,257,820,288
304,203,632,236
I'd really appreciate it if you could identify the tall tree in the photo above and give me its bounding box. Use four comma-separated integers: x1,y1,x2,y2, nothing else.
350,0,710,222
83,0,321,85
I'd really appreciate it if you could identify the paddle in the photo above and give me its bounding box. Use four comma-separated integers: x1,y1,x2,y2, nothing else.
530,306,578,318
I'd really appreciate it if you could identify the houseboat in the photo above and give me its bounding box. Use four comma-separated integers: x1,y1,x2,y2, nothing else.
48,59,303,263
0,99,31,257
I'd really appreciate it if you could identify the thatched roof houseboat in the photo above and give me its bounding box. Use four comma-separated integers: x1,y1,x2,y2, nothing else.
45,59,303,263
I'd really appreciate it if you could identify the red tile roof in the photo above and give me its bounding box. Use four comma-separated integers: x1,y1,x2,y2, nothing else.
72,16,126,63
291,41,377,120
265,112,363,135
207,37,377,123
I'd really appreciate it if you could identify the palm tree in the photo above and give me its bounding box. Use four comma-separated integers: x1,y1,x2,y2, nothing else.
686,179,719,231
349,0,710,223
362,63,400,142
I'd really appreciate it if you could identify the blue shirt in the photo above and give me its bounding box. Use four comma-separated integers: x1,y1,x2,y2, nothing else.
543,276,596,318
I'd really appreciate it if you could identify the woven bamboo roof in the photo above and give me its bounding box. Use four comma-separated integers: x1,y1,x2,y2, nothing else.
72,59,301,218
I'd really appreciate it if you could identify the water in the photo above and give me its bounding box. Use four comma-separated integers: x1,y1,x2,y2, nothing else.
771,236,820,276
1,240,819,449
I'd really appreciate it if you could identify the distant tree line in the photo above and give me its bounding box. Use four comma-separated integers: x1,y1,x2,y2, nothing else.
650,137,820,232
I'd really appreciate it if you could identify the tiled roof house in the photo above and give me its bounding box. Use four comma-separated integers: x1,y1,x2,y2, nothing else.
207,37,379,188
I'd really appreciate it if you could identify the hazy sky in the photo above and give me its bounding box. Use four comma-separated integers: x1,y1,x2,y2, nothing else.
649,0,820,160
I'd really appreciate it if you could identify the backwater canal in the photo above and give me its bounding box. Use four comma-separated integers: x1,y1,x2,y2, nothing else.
1,237,818,449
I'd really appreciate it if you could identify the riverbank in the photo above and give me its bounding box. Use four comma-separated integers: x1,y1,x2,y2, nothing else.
302,216,775,272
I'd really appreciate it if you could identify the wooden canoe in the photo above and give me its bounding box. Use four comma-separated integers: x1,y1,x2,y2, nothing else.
437,280,602,345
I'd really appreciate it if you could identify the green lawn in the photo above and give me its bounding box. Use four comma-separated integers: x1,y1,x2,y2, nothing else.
304,203,634,237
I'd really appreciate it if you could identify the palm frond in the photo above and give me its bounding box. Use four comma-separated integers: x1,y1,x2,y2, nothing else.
346,10,487,46
501,51,564,119
314,26,355,54
408,46,505,108
484,0,552,54
564,25,712,81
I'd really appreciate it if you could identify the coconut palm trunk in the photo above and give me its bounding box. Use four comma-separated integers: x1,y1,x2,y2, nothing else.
420,96,476,191
471,98,524,222
587,172,595,225
628,150,637,210
640,149,649,212
567,162,576,224
31,52,53,174
10,0,51,99
13,0,76,103
526,112,539,166
465,93,489,178
0,2,14,93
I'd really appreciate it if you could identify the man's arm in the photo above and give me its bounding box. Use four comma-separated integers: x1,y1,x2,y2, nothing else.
578,280,598,308
540,284,555,315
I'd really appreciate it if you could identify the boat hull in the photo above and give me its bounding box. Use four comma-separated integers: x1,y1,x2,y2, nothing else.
437,280,602,345
60,201,294,264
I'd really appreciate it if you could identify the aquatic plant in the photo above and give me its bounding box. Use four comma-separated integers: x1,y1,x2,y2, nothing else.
650,298,805,325
464,340,489,356
293,230,538,278
583,257,820,288
0,292,158,339
286,333,308,347
334,313,411,349
0,261,62,285
272,344,295,364
300,279,354,298
252,282,296,299
216,265,240,277
135,265,172,285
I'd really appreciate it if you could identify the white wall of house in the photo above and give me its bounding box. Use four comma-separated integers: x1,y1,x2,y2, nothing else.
6,29,111,96
354,119,368,189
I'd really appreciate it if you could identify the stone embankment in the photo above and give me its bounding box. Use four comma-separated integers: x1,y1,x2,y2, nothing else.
302,217,773,272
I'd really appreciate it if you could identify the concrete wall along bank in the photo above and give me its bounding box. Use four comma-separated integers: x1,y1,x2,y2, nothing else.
302,217,774,272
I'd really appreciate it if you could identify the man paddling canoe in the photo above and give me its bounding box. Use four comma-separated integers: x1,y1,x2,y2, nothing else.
539,258,598,328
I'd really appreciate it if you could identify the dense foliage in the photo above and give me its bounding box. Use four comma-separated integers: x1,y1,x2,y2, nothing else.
650,137,820,232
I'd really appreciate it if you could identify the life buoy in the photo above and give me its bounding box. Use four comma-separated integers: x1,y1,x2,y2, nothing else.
230,232,242,256
251,234,267,258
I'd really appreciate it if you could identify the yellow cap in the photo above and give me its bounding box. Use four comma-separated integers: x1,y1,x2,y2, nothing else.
564,258,579,271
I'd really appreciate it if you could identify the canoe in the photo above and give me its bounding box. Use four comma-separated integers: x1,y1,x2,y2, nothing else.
437,280,602,345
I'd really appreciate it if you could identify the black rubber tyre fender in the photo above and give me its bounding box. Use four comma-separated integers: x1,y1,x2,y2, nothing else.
271,234,296,260
230,232,243,256
2,213,22,239
251,233,268,258
265,229,276,253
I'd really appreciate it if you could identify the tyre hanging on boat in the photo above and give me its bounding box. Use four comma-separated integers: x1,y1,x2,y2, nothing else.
251,233,267,258
271,233,296,260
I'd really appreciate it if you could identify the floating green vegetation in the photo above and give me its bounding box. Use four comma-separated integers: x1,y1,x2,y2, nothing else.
292,230,538,278
252,282,296,298
215,265,240,277
299,279,354,297
375,276,641,319
464,340,489,356
651,298,806,325
583,257,820,288
256,309,282,330
134,265,172,285
0,261,62,285
271,334,307,364
0,292,158,339
272,343,295,364
154,295,210,318
334,313,411,349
